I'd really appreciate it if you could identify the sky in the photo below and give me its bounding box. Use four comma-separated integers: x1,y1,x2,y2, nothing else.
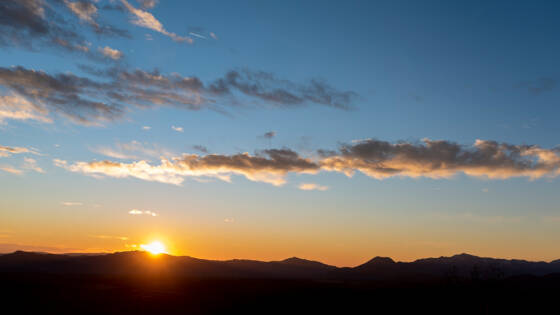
1,0,559,267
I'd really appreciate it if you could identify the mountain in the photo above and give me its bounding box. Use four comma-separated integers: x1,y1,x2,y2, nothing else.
0,251,559,280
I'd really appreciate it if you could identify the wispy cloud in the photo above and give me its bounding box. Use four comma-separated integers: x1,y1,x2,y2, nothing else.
93,140,174,160
515,77,557,95
91,235,129,241
136,0,159,9
0,165,23,175
23,157,44,173
171,126,184,132
119,0,193,43
129,209,157,216
142,126,151,130
298,183,329,191
0,0,129,55
261,131,276,139
61,201,83,206
0,145,40,157
0,65,356,125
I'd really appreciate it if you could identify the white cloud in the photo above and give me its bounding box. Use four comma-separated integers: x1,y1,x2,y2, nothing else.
298,183,329,191
98,46,123,60
61,201,83,206
142,126,151,130
171,125,183,132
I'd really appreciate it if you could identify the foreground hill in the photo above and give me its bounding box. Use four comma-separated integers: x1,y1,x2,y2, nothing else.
1,250,559,280
1,251,559,314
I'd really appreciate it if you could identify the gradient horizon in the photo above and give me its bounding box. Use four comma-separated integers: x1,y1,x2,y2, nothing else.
1,0,560,267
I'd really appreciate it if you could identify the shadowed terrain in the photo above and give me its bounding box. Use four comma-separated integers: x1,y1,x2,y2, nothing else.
1,251,559,314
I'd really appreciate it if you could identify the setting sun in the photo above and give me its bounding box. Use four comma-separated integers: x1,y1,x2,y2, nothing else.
140,241,167,255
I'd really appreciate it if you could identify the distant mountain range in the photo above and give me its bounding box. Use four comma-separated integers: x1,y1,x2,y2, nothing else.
1,251,559,280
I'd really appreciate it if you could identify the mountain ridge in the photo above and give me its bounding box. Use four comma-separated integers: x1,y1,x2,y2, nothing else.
1,250,560,280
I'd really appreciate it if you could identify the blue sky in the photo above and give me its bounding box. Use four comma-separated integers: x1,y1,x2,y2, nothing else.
0,0,559,266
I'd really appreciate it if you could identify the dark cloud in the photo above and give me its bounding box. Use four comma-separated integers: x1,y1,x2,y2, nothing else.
0,0,129,55
262,131,276,139
320,139,560,180
515,77,557,95
136,0,159,9
209,70,357,110
192,145,209,154
57,139,560,186
0,64,357,125
0,66,122,124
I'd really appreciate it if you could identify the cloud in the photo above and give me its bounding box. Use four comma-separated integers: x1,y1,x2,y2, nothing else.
91,235,129,241
0,0,129,54
142,126,151,130
55,138,560,186
93,140,174,160
129,209,157,216
0,166,23,174
171,125,184,132
298,183,329,191
262,131,276,139
98,46,123,60
64,0,97,24
136,0,158,9
0,66,124,125
192,145,209,154
209,70,357,110
23,157,45,173
0,65,356,125
61,201,83,206
0,93,52,123
0,145,40,157
119,0,192,43
55,149,320,186
209,32,218,40
320,138,560,180
515,77,557,95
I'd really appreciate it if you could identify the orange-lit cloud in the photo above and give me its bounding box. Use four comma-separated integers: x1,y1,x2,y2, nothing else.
55,149,319,186
98,46,123,60
119,0,193,43
54,139,560,186
0,93,52,124
320,139,560,180
0,145,40,157
298,183,329,191
0,166,23,174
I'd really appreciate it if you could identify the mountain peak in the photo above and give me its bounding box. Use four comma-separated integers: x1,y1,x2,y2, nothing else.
363,256,395,265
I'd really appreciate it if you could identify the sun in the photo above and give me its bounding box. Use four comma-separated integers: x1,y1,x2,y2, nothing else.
140,241,167,255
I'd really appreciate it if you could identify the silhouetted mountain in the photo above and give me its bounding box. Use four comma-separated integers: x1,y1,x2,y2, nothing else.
1,251,559,281
2,251,560,314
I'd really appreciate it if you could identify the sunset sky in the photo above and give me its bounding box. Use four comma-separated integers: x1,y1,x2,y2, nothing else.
1,0,560,266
